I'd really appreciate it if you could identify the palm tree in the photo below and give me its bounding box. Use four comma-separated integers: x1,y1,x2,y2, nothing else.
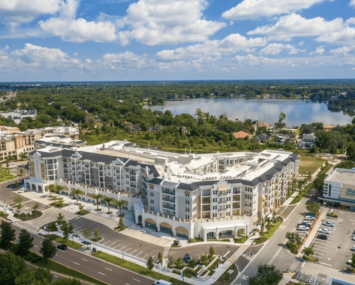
114,200,128,217
71,188,84,205
103,197,115,214
91,194,102,211
47,184,56,198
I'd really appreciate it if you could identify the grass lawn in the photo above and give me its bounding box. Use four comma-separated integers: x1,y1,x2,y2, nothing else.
0,168,16,182
76,209,90,215
14,210,42,221
92,251,189,285
0,210,9,219
234,236,248,243
262,219,283,240
36,259,107,285
214,264,238,285
54,237,83,250
298,156,325,175
290,183,313,204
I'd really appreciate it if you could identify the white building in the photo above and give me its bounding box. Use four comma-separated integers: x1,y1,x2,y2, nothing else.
321,168,355,209
0,110,37,124
25,139,299,241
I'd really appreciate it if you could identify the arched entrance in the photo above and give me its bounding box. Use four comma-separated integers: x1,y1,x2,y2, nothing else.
145,218,156,231
38,186,42,192
207,232,216,239
160,222,172,235
31,184,36,191
138,215,142,223
218,230,234,239
176,227,189,239
26,183,30,190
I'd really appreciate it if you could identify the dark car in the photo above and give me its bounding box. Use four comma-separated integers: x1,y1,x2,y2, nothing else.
305,213,316,218
317,234,327,240
57,244,67,250
184,254,191,263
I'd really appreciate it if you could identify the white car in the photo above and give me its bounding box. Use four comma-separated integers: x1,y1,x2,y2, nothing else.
18,188,25,193
322,221,334,227
351,245,355,251
297,225,310,231
318,228,331,234
352,237,355,241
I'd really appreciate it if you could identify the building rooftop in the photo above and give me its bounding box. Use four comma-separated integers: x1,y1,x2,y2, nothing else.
327,168,355,185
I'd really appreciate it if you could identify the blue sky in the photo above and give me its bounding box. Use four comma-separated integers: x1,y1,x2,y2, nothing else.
1,0,355,81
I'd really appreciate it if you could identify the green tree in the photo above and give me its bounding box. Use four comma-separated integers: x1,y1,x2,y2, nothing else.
70,189,84,205
40,237,57,263
32,203,40,211
17,229,34,256
304,247,314,256
19,169,24,176
103,197,114,214
53,278,81,285
209,246,215,257
0,251,29,285
61,223,70,241
286,232,301,245
15,267,52,285
158,251,163,266
114,200,128,217
56,212,65,223
146,256,154,271
13,196,23,210
94,228,99,239
81,227,91,239
0,221,16,249
249,264,283,285
118,217,126,230
15,181,19,190
306,201,320,215
91,194,102,211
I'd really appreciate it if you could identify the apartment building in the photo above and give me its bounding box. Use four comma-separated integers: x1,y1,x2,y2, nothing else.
25,139,299,241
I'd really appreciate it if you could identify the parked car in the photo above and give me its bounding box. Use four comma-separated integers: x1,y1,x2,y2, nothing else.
322,221,334,227
351,245,355,252
305,216,316,220
317,234,328,240
352,231,355,238
154,280,172,285
297,225,310,231
300,221,312,227
318,228,331,234
305,213,316,218
18,188,25,193
57,244,67,250
352,237,355,241
184,254,191,263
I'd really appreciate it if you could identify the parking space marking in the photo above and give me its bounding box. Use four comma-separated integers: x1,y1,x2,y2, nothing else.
114,244,121,249
103,240,111,245
319,262,332,267
135,251,143,257
124,248,132,253
118,245,126,251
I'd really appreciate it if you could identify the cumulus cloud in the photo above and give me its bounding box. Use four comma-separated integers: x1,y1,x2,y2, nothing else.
248,14,345,41
119,0,226,45
157,33,266,60
329,46,354,55
101,51,147,69
310,46,325,55
234,54,293,66
260,43,300,55
0,0,63,28
222,0,325,20
351,0,355,7
39,0,118,42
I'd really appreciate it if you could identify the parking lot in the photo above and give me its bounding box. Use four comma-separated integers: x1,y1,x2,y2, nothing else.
309,209,355,270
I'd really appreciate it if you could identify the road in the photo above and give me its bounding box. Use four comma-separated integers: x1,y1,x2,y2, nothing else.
233,190,313,285
3,220,153,285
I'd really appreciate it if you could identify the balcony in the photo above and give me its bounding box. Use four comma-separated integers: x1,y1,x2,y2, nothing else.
218,200,228,204
201,198,210,204
202,207,210,212
219,192,227,196
202,192,211,196
163,196,175,203
163,204,175,210
162,190,175,196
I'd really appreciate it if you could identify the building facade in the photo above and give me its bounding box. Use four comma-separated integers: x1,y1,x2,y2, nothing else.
25,139,299,241
321,168,355,209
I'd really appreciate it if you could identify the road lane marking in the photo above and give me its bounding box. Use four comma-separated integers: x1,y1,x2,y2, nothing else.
81,258,87,262
73,262,80,265
319,262,332,267
105,267,112,271
34,245,38,248
98,272,105,275
301,262,305,268
133,279,141,282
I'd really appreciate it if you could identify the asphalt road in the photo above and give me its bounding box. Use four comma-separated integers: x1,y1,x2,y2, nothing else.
4,221,153,285
233,191,314,285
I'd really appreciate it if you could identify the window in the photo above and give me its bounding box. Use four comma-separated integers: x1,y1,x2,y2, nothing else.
245,194,252,200
212,213,217,218
185,215,190,219
149,185,154,190
185,200,190,205
185,207,190,212
213,198,217,202
213,205,217,210
150,206,154,211
150,199,154,204
246,187,253,192
150,192,154,197
213,190,217,195
226,212,230,216
329,184,332,196
185,193,190,197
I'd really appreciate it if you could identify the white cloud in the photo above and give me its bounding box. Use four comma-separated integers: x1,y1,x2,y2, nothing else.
351,0,355,7
248,14,345,41
0,0,63,27
119,0,226,45
157,33,266,60
101,51,147,69
222,0,325,20
260,43,300,55
329,46,354,55
39,0,118,42
234,54,293,66
310,46,325,55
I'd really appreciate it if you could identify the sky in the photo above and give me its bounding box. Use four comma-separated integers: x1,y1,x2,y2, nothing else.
1,0,355,81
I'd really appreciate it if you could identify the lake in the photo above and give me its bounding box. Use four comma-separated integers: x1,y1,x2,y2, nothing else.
145,98,353,126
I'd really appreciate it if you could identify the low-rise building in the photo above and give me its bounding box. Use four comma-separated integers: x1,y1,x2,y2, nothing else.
323,124,335,132
25,139,299,241
297,133,317,149
253,133,270,144
320,168,355,209
0,109,37,124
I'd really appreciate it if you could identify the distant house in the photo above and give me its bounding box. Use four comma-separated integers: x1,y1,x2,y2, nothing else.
271,94,276,99
253,121,271,130
297,133,317,149
253,133,270,144
0,126,20,135
233,131,253,139
323,124,335,132
263,94,271,99
276,135,292,145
